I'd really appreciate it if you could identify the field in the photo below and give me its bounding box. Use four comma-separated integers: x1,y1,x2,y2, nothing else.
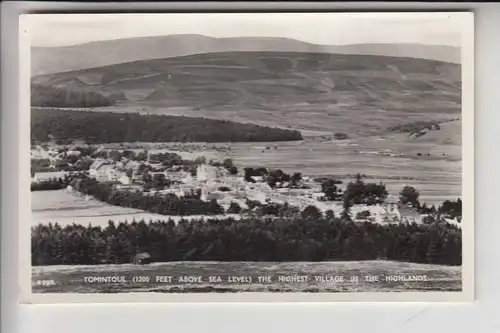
106,136,460,206
31,190,240,227
32,260,462,293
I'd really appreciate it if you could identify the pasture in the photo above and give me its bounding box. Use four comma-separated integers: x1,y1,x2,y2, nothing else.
104,134,460,206
31,190,241,227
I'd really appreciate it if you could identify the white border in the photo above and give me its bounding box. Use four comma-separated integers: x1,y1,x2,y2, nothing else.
18,12,475,304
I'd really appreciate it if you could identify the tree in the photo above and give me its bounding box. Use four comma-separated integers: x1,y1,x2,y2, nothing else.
66,154,80,164
152,173,167,189
244,168,255,182
267,175,277,188
143,182,153,191
136,150,148,162
343,176,387,206
31,208,462,266
228,202,242,214
334,132,349,140
109,150,122,162
356,210,371,220
194,156,207,165
301,205,323,220
325,209,335,220
438,198,462,218
125,169,134,178
341,197,352,221
290,172,302,186
142,171,153,183
222,158,234,170
228,166,238,175
399,186,420,207
208,199,224,215
122,150,136,160
321,179,342,201
261,203,280,216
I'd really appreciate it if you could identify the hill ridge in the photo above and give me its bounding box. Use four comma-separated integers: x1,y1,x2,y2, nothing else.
31,50,461,136
32,34,460,76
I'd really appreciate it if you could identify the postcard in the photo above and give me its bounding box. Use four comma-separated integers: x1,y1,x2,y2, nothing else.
19,12,474,303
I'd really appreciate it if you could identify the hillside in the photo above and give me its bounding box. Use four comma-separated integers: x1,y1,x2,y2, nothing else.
32,51,462,136
31,84,121,108
31,34,461,75
395,119,462,146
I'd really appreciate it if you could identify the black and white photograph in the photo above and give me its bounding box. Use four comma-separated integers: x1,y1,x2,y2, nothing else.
21,12,474,302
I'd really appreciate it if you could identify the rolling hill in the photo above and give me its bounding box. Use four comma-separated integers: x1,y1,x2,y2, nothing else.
31,51,462,136
31,34,461,76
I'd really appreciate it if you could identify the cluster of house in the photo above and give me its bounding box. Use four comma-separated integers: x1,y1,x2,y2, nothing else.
31,147,461,228
31,146,84,170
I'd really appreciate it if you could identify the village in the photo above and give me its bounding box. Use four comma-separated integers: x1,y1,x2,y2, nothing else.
30,145,461,228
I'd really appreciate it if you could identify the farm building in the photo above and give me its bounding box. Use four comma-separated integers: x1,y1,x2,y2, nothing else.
398,204,423,224
119,174,132,185
33,171,69,182
196,164,220,182
133,252,152,265
89,159,122,182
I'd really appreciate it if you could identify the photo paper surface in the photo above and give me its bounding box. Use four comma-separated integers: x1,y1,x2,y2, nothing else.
20,12,474,303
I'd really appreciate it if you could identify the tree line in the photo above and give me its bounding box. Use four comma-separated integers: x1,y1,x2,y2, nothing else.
31,108,303,144
31,84,116,108
320,174,388,207
31,174,83,191
70,175,225,216
31,216,462,266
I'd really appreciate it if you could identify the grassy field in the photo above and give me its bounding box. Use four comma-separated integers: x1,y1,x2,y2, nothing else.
32,260,461,293
31,190,240,227
105,136,460,206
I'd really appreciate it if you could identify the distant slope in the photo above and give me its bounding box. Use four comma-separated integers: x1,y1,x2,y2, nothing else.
31,84,121,108
397,119,462,146
32,51,461,135
32,34,461,75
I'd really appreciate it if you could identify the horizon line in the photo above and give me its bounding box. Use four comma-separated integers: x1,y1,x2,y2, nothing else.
31,34,461,49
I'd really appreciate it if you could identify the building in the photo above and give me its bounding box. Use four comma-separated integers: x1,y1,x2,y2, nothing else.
67,150,82,157
125,160,141,171
119,174,131,185
33,171,69,182
398,203,422,224
150,171,167,179
89,159,120,182
50,158,68,169
133,252,152,265
177,184,198,197
251,176,264,182
201,190,225,202
444,217,462,229
196,164,220,182
182,172,194,183
245,190,267,204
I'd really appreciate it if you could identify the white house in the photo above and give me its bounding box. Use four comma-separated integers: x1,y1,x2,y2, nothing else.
196,164,220,182
119,174,132,185
445,217,462,229
89,159,120,182
33,171,69,182
67,150,82,157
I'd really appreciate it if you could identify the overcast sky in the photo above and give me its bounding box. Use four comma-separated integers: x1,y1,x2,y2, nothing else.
27,13,464,48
